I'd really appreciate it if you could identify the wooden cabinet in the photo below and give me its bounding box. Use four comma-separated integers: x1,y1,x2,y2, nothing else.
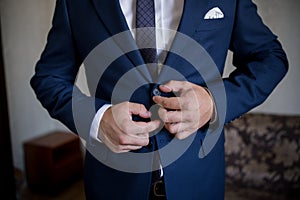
23,131,84,194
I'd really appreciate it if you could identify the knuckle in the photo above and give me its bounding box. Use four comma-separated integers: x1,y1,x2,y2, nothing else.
141,139,149,146
176,134,184,140
169,80,175,85
168,125,177,134
118,135,128,145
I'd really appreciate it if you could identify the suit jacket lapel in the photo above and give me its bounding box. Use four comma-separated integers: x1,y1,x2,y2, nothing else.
91,0,151,80
159,0,209,82
91,0,127,36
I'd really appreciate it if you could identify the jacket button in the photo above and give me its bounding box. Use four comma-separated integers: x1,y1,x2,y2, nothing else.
153,88,161,96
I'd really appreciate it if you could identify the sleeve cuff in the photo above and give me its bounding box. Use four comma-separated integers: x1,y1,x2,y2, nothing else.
89,104,112,145
203,87,218,125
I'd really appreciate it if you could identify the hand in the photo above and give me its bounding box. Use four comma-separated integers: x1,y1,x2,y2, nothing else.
152,81,213,140
99,102,160,153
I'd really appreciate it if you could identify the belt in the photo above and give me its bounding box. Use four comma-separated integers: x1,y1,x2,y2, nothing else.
149,170,166,200
149,180,166,199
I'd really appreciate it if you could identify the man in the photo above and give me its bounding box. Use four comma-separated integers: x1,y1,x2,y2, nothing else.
30,0,288,199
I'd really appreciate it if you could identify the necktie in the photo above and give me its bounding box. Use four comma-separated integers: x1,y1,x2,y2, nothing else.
136,0,163,185
136,0,157,78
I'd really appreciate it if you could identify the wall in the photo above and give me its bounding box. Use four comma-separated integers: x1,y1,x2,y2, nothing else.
1,0,299,171
0,0,67,170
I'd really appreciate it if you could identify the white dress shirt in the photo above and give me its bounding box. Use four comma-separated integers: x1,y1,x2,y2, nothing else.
90,0,184,144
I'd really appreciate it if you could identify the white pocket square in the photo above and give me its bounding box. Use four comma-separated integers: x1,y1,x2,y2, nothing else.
204,7,224,19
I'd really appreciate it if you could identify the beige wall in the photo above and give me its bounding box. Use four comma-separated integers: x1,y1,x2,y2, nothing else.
1,0,299,171
0,0,67,170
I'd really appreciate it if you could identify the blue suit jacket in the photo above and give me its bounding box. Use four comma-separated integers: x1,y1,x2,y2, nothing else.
30,0,288,199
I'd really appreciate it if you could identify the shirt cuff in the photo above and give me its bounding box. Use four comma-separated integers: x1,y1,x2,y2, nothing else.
89,104,112,145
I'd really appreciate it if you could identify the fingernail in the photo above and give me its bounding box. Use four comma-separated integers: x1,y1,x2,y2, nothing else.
160,85,172,91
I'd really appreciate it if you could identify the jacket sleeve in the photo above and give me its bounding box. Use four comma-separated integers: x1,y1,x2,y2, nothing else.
30,0,107,140
223,0,288,123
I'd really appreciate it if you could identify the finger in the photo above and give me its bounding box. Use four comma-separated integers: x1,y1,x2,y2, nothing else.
164,123,196,140
175,130,195,140
100,133,128,153
158,84,172,93
164,122,188,135
157,108,183,123
108,139,143,153
118,132,150,147
120,145,144,151
101,123,150,148
161,80,190,93
129,103,151,119
137,120,161,133
152,96,181,110
129,120,161,135
111,137,147,152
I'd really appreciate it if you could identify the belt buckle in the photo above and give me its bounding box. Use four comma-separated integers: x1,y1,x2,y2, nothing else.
153,180,165,197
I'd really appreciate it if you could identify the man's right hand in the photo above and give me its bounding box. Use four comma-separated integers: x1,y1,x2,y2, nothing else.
98,102,161,153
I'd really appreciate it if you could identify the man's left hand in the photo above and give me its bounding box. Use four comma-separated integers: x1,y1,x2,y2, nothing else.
152,80,213,140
